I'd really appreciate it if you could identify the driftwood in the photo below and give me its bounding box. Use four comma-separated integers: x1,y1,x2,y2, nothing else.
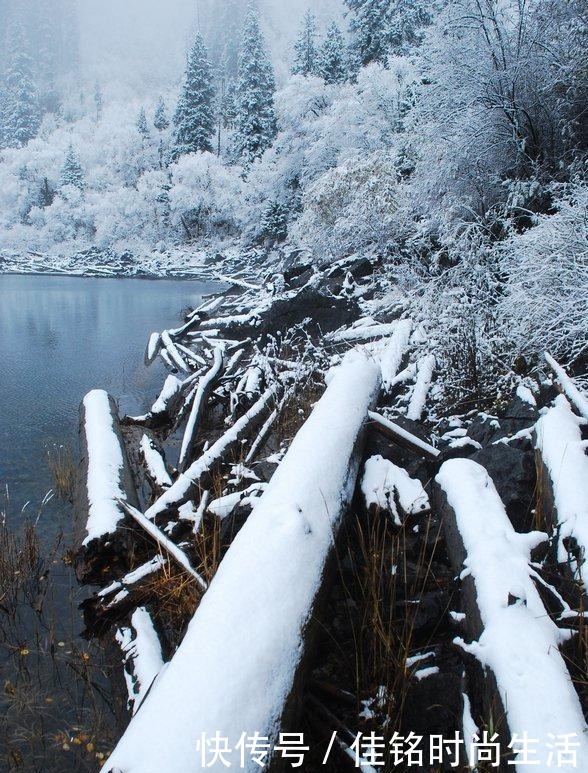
100,353,381,773
544,352,588,419
145,384,280,523
368,410,440,461
119,500,208,592
178,347,224,473
74,390,139,585
435,459,588,770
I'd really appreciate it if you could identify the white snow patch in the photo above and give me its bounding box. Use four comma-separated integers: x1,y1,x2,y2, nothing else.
116,607,164,715
361,455,430,525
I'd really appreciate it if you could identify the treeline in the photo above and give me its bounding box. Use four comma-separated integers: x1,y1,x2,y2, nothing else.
0,0,79,148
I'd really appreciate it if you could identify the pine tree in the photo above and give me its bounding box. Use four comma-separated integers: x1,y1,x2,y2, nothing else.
137,107,149,139
319,22,347,84
344,0,432,67
292,10,319,77
174,33,216,156
234,5,276,165
60,144,84,189
2,22,41,148
94,81,103,121
154,97,169,131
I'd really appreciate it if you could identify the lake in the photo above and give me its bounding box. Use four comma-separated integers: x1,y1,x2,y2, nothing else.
0,273,220,770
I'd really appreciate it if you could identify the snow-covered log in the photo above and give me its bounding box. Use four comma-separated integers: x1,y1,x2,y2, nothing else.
116,607,165,715
145,332,161,366
178,347,224,472
161,330,190,372
545,352,588,419
380,318,412,392
101,352,381,773
145,384,280,522
119,500,208,592
74,390,139,583
406,355,435,421
535,395,588,591
368,410,440,460
140,434,172,493
327,321,399,343
436,459,588,770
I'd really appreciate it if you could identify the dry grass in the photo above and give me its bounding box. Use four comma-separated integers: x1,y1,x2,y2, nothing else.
46,446,76,502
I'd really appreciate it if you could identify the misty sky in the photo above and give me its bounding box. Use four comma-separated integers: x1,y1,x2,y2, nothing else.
77,0,344,96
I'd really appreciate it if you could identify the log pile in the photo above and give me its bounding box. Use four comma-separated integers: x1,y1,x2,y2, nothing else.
72,263,588,771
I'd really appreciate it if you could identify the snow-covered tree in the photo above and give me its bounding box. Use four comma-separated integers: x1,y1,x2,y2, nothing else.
345,0,432,67
60,144,84,189
154,97,169,131
233,5,276,166
173,33,216,156
1,22,41,148
318,22,347,84
137,107,149,139
94,82,103,121
292,10,319,77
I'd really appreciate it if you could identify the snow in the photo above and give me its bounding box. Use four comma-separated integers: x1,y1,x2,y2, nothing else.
82,389,127,545
379,318,412,392
116,607,165,715
413,666,439,681
140,435,173,489
436,459,588,770
101,351,381,773
361,455,429,526
99,555,167,599
545,353,588,420
146,332,161,363
207,483,266,519
328,321,400,343
406,354,435,421
367,411,440,459
535,395,588,579
516,382,537,407
145,384,279,521
151,374,182,414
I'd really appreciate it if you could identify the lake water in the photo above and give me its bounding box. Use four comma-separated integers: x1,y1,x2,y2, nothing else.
0,274,219,534
0,273,220,770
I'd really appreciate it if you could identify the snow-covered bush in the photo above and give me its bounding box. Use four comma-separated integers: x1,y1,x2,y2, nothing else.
497,184,588,366
168,152,245,240
290,151,399,259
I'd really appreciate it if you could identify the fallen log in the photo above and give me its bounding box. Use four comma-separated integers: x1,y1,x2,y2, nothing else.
535,395,588,594
145,384,280,523
140,434,173,494
544,352,588,419
178,347,224,473
406,354,435,421
436,459,588,771
74,390,139,584
100,351,381,773
368,410,440,460
119,500,208,592
116,607,165,716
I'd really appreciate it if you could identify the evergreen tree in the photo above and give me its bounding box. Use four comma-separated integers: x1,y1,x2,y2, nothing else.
137,107,149,139
344,0,432,67
154,97,169,131
174,33,216,156
234,5,276,165
319,22,347,84
60,144,84,189
94,82,103,121
292,10,319,77
2,22,41,148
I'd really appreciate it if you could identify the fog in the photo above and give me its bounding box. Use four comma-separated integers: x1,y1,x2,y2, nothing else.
77,0,344,95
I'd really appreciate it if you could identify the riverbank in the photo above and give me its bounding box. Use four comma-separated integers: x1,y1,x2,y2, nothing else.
72,257,588,771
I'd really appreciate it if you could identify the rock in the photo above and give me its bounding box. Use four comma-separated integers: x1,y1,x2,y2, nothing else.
470,445,536,532
466,413,505,446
